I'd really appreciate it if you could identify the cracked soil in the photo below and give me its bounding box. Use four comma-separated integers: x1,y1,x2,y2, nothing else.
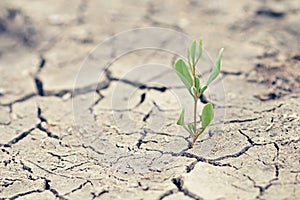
0,0,299,200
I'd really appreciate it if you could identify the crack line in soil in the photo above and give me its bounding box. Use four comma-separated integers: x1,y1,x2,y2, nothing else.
43,178,67,200
170,177,204,200
159,189,178,200
7,189,44,200
36,106,60,139
63,180,92,196
224,117,261,124
91,190,109,199
2,127,35,147
25,160,101,180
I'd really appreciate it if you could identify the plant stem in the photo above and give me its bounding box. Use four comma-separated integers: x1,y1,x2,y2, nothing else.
192,135,197,147
192,63,197,135
193,97,197,136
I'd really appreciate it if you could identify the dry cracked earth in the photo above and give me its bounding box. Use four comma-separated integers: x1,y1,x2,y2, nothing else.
0,1,300,200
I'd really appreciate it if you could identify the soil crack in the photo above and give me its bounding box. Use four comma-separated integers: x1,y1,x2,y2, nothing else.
171,177,203,200
2,127,35,147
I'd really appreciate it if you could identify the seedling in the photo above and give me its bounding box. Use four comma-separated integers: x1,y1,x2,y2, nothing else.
175,40,224,147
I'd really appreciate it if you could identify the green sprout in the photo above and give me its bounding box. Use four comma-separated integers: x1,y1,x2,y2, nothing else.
175,40,224,147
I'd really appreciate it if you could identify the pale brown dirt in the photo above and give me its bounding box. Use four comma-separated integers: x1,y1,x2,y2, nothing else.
0,1,299,200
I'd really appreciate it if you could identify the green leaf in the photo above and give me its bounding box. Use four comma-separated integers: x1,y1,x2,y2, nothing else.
190,86,197,97
177,109,185,126
195,77,200,89
187,123,195,135
196,39,203,63
175,59,193,91
201,103,214,131
199,85,207,96
206,48,224,86
195,77,200,91
191,41,196,65
187,48,191,67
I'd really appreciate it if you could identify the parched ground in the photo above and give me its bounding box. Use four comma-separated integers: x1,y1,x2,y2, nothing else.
0,1,299,200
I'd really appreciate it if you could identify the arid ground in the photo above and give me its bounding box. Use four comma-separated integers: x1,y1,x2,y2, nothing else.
0,1,299,199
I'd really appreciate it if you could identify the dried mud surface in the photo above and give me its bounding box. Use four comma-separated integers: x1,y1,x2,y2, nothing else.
0,1,299,200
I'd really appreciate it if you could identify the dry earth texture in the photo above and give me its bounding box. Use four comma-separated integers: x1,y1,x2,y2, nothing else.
0,1,299,200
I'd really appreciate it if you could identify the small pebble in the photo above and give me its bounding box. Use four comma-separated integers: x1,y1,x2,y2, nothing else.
41,121,48,129
67,127,73,133
164,136,170,143
11,113,18,120
71,28,93,43
0,88,5,96
62,92,71,101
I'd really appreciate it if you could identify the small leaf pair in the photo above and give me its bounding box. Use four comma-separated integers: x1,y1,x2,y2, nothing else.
176,103,214,135
188,40,202,68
